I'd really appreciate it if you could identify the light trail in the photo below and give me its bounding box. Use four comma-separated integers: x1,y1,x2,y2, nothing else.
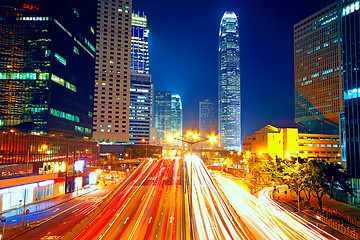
185,155,252,240
214,174,338,240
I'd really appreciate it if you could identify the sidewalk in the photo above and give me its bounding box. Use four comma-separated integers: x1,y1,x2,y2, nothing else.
276,186,360,239
1,185,98,219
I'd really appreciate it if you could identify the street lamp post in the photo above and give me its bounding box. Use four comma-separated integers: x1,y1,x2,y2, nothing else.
142,138,148,158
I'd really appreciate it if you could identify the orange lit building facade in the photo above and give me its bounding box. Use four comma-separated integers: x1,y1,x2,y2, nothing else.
294,2,342,135
242,125,341,162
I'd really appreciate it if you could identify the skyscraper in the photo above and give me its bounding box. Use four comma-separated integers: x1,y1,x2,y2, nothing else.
129,11,152,144
154,91,172,143
129,74,152,144
93,0,132,144
131,11,149,74
171,94,183,135
199,100,216,136
341,0,360,206
0,0,96,139
218,11,241,150
294,2,342,135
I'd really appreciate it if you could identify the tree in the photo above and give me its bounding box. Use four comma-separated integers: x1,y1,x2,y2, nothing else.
309,160,353,212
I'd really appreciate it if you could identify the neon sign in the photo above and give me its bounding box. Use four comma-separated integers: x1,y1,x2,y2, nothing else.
23,4,39,10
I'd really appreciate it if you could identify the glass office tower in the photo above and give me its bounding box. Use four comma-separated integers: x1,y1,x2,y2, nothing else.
131,11,149,74
171,94,183,135
154,91,172,143
129,11,152,144
341,0,360,206
0,0,96,139
294,2,342,135
218,11,241,150
199,99,216,136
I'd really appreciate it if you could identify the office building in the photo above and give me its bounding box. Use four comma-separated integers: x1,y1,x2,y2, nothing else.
129,73,152,143
93,0,132,144
171,94,183,135
341,0,360,206
294,2,342,135
128,11,152,144
199,100,216,136
218,11,241,150
154,91,172,143
0,0,96,139
242,125,340,162
131,11,149,74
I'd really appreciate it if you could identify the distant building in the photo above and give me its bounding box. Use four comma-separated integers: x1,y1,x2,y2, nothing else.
171,94,183,145
199,100,216,136
243,125,340,162
218,11,241,150
93,0,132,144
0,0,96,139
129,11,152,144
154,91,172,142
340,0,360,206
294,2,342,134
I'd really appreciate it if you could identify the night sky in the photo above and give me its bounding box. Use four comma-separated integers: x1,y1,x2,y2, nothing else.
133,0,324,137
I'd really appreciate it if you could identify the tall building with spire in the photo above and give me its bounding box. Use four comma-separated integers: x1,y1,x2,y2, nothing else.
218,11,241,150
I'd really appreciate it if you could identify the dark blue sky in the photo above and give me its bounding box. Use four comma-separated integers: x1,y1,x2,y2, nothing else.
133,0,324,137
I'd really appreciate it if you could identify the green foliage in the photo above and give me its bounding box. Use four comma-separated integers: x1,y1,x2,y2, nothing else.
269,158,353,213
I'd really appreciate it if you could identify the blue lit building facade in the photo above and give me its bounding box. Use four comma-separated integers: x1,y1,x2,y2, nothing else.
0,0,96,139
129,11,152,144
341,0,360,206
131,11,149,74
171,94,183,143
218,11,241,150
199,99,216,136
154,91,172,143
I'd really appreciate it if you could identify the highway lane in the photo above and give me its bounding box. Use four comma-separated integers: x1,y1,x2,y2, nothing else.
185,155,253,240
13,162,147,240
72,157,185,240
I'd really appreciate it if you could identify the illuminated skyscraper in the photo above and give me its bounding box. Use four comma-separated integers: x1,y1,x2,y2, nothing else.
154,91,172,143
129,11,152,144
131,11,149,74
294,2,342,135
93,0,132,144
218,11,241,150
0,0,96,139
171,94,183,135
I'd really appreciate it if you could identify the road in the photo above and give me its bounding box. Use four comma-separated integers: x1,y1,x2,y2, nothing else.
214,174,340,240
72,157,186,240
12,185,114,240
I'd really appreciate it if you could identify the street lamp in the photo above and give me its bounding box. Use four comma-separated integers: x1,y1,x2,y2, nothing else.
142,138,148,158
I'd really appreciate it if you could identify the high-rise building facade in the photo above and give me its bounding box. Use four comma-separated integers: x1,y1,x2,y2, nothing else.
129,11,152,144
0,0,96,139
131,11,149,74
171,94,183,135
294,2,342,135
341,0,360,206
129,73,152,143
199,100,216,136
93,0,132,144
154,91,172,143
218,11,241,150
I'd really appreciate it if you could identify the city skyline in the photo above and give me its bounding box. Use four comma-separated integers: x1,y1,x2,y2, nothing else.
133,0,324,137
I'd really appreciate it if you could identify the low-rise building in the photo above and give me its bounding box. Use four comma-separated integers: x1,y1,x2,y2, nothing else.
243,125,341,162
